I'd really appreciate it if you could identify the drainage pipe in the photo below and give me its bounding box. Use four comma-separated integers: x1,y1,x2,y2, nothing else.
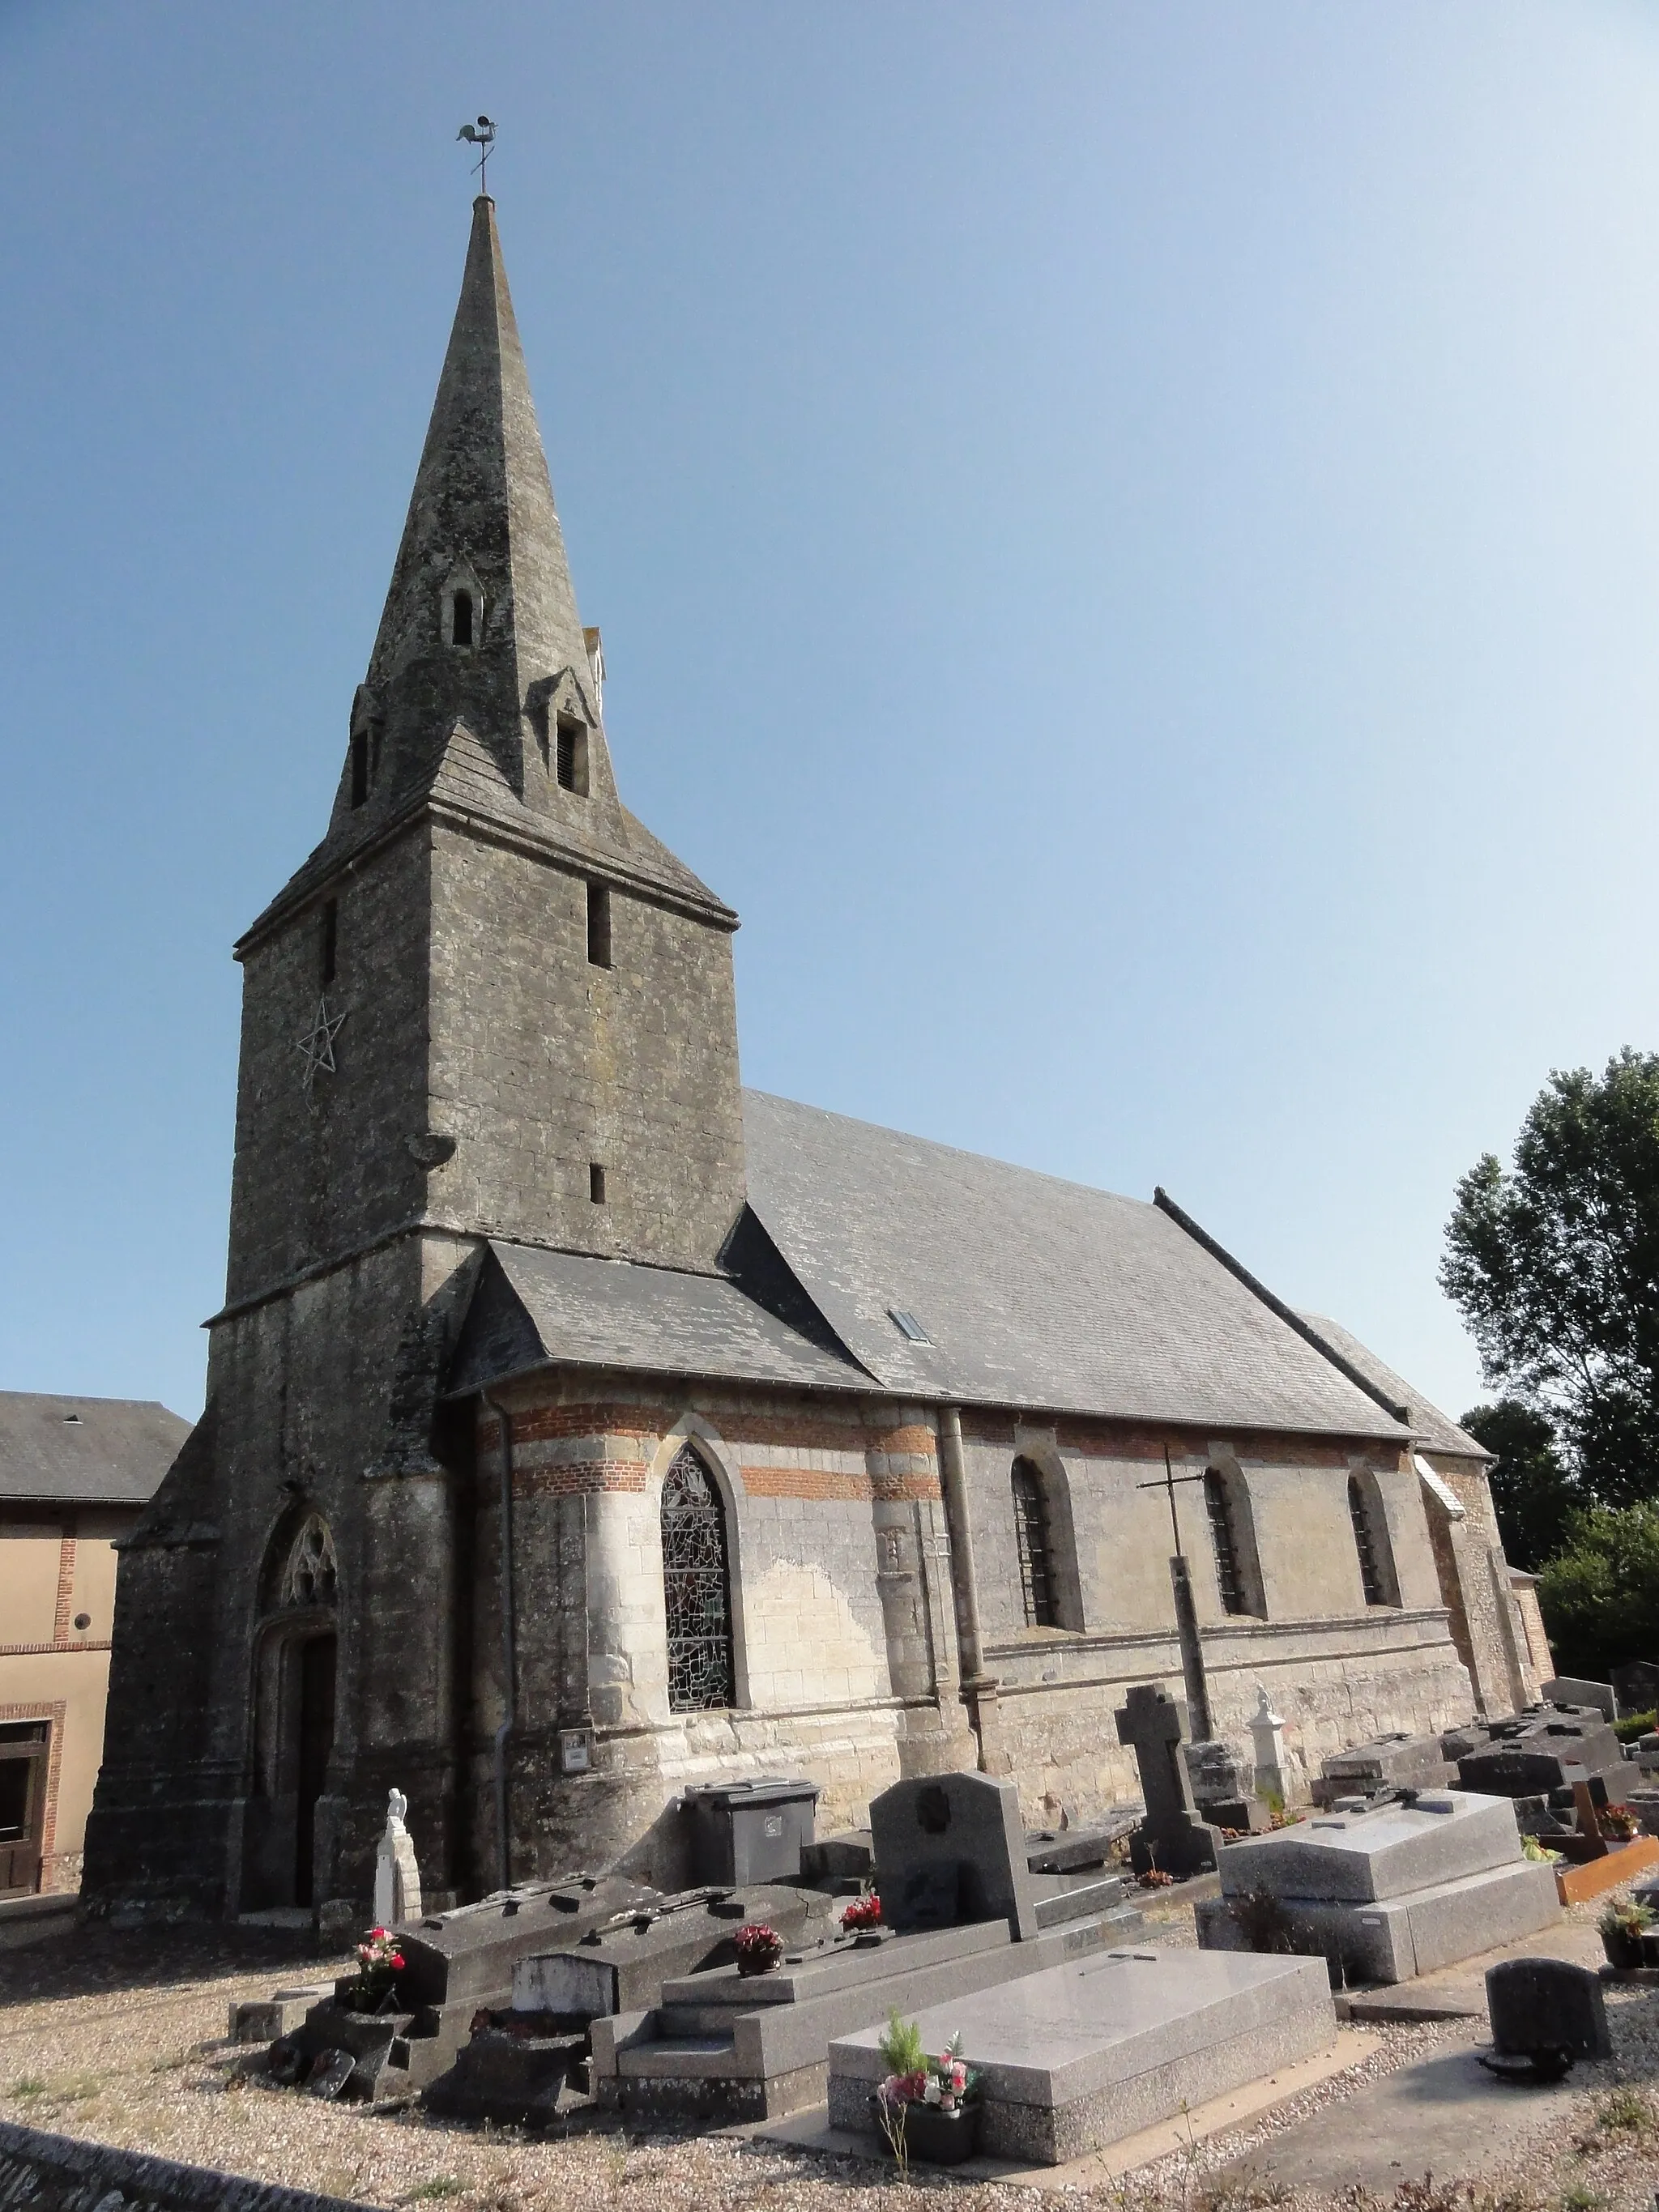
481,1390,516,1893
936,1404,991,1768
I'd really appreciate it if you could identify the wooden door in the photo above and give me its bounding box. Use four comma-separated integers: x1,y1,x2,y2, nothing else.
0,1721,48,1897
294,1634,335,1907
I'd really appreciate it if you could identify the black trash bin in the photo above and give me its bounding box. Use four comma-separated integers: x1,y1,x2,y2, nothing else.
682,1775,822,1886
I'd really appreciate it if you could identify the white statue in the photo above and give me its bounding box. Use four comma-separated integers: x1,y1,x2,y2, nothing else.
373,1787,422,1929
1249,1686,1290,1811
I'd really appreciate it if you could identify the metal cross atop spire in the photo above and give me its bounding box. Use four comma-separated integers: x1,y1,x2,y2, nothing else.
457,115,497,194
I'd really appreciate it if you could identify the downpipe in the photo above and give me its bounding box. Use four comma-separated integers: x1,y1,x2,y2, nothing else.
482,1390,516,1893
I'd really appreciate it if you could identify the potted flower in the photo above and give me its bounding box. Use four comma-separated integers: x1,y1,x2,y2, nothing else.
1598,1896,1653,1970
348,1926,405,2013
1600,1805,1640,1843
841,1894,883,1934
733,1921,784,1976
873,2012,980,2169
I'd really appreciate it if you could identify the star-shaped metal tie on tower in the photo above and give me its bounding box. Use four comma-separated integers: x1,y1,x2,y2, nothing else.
296,997,347,1085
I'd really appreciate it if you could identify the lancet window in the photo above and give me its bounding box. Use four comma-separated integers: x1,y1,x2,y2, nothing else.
1349,1473,1398,1607
1011,1457,1059,1628
1204,1468,1247,1616
660,1446,735,1712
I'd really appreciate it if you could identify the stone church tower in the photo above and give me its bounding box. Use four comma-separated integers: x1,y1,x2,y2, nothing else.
84,198,747,1914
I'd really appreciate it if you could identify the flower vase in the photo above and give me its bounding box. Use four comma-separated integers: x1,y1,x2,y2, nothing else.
872,2097,981,2166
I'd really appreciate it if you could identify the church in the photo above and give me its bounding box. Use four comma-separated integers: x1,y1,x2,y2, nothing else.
83,198,1546,1920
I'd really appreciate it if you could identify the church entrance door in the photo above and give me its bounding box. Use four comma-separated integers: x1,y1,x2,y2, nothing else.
293,1634,336,1908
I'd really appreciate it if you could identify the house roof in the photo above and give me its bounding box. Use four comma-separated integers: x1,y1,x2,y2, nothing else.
446,1242,872,1399
732,1092,1408,1437
0,1392,191,1506
1294,1313,1487,1459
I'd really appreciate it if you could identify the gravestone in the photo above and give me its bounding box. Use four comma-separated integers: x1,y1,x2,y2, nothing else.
1313,1733,1452,1809
1610,1660,1659,1718
1542,1677,1616,1722
1485,1957,1610,2075
1196,1790,1559,1985
827,1947,1337,2163
1457,1711,1628,1803
1184,1740,1267,1831
372,1789,421,1929
1115,1684,1224,1877
1250,1688,1290,1808
868,1771,1038,1939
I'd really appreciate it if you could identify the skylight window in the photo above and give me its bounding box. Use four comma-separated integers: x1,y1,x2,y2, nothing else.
888,1307,932,1344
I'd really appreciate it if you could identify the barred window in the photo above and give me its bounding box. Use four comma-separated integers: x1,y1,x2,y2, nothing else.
661,1446,735,1711
1012,1457,1058,1628
1349,1474,1397,1605
1205,1468,1247,1616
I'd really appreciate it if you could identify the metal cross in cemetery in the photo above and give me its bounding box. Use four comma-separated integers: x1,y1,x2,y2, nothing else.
1137,1445,1213,1741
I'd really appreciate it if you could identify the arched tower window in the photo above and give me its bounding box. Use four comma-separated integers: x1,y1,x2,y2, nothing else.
660,1445,734,1711
1349,1473,1399,1607
1204,1468,1247,1616
451,589,474,647
1011,1457,1059,1627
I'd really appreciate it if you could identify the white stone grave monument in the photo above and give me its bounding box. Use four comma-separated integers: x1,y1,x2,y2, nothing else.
373,1787,423,1929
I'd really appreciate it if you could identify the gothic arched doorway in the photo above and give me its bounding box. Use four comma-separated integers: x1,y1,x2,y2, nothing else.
242,1514,340,1911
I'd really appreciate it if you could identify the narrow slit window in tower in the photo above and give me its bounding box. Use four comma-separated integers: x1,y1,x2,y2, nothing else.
556,717,589,795
349,727,369,808
660,1445,735,1711
319,899,338,987
451,589,474,647
1011,1457,1058,1628
1350,1475,1386,1605
590,1162,607,1204
586,882,612,968
1205,1468,1247,1615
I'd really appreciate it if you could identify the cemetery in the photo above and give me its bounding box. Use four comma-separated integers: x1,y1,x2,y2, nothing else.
11,1677,1659,2212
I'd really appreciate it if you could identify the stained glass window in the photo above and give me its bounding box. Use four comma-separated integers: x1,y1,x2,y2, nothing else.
661,1446,735,1711
1011,1458,1058,1628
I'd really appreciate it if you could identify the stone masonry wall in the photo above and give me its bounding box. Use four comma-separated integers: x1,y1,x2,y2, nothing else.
426,822,745,1272
459,1377,1480,1885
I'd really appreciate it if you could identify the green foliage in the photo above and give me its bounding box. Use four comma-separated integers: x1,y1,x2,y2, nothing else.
1441,1051,1659,1506
1537,1502,1659,1681
878,2008,927,2076
1457,1400,1579,1568
1614,1707,1657,1742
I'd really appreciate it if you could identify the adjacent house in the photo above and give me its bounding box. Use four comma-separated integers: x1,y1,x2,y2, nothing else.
1,1392,190,1896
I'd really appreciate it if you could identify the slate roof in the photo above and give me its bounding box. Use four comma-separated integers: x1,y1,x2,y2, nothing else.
446,1242,872,1399
1295,1314,1488,1459
0,1392,191,1506
739,1093,1408,1436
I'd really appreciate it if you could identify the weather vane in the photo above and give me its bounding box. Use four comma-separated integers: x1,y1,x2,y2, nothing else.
457,115,497,195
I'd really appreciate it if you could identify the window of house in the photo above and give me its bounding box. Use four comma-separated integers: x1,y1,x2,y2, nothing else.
1205,1468,1247,1615
1011,1457,1059,1628
1349,1473,1398,1606
660,1445,735,1711
590,1162,607,1204
556,717,589,795
451,589,474,648
319,899,338,988
586,882,612,968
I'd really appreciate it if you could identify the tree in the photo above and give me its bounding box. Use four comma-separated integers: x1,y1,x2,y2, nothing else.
1457,1400,1579,1568
1440,1049,1659,1506
1535,1503,1659,1683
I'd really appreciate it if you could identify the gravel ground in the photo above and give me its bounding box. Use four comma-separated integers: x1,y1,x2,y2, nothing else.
2,1900,1657,2212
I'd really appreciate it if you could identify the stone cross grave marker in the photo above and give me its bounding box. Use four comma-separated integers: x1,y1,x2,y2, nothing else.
1115,1684,1224,1877
373,1788,423,1929
869,1770,1038,1938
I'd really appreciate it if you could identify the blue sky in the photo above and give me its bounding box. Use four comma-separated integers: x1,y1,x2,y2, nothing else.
3,1,1657,1425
